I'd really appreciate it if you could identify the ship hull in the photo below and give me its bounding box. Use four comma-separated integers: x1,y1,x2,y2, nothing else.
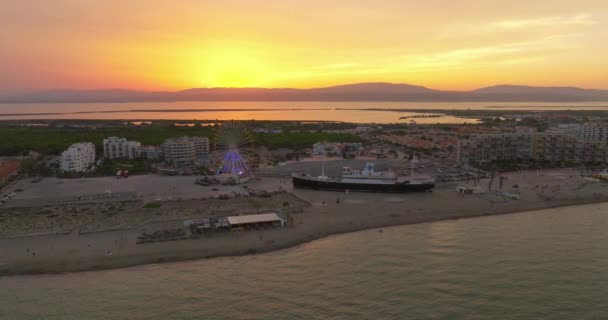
292,176,434,193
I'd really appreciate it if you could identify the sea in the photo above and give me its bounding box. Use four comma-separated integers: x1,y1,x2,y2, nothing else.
2,101,608,123
1,203,607,320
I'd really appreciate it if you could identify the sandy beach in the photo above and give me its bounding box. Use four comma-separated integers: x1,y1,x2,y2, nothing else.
1,167,608,276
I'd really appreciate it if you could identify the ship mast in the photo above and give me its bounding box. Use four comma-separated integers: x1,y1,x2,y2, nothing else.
321,156,326,178
410,152,416,179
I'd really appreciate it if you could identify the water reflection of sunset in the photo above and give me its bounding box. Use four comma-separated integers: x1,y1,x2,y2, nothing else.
0,108,479,124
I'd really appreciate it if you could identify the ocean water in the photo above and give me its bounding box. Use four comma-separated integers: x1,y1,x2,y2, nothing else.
1,203,608,319
2,101,608,123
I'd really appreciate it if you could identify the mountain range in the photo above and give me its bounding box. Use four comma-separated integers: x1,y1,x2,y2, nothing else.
2,83,608,103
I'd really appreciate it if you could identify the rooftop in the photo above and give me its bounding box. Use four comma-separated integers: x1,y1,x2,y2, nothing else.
0,160,21,180
227,212,282,225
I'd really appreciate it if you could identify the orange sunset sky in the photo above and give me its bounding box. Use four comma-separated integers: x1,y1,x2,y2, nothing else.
1,0,607,93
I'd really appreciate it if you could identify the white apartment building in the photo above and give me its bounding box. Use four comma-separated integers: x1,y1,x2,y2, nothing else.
103,137,142,159
60,142,96,172
161,136,210,165
140,145,163,161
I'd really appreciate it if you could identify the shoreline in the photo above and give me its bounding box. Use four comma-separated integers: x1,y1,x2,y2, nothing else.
2,168,608,276
2,197,608,277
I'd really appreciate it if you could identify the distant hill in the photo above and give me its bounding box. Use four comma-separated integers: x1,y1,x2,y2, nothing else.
467,85,608,102
1,82,607,103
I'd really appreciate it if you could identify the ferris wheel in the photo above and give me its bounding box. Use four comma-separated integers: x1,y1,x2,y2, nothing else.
212,121,255,176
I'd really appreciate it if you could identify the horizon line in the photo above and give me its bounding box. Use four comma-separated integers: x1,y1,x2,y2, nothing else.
3,81,608,95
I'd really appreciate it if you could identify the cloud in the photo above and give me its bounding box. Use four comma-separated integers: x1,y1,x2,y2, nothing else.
490,13,597,30
442,13,598,37
398,35,579,70
274,30,586,81
277,34,579,80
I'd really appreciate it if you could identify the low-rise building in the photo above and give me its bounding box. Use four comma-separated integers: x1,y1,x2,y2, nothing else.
578,123,608,142
312,142,363,156
103,137,142,159
0,159,21,185
313,142,341,156
546,123,583,135
60,142,96,172
161,136,210,165
355,126,374,132
457,133,606,164
252,128,283,134
576,139,608,163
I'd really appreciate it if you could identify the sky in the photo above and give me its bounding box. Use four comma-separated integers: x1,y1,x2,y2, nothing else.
1,0,607,93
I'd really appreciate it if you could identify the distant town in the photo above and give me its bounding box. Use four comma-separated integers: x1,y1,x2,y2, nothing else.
3,110,608,182
4,110,608,274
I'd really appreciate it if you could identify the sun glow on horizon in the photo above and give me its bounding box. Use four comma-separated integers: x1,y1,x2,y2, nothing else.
191,44,275,88
1,0,607,92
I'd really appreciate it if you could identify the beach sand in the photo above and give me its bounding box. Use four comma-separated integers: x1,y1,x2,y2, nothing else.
1,168,607,276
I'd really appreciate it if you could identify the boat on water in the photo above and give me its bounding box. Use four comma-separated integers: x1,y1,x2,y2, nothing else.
292,162,435,193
